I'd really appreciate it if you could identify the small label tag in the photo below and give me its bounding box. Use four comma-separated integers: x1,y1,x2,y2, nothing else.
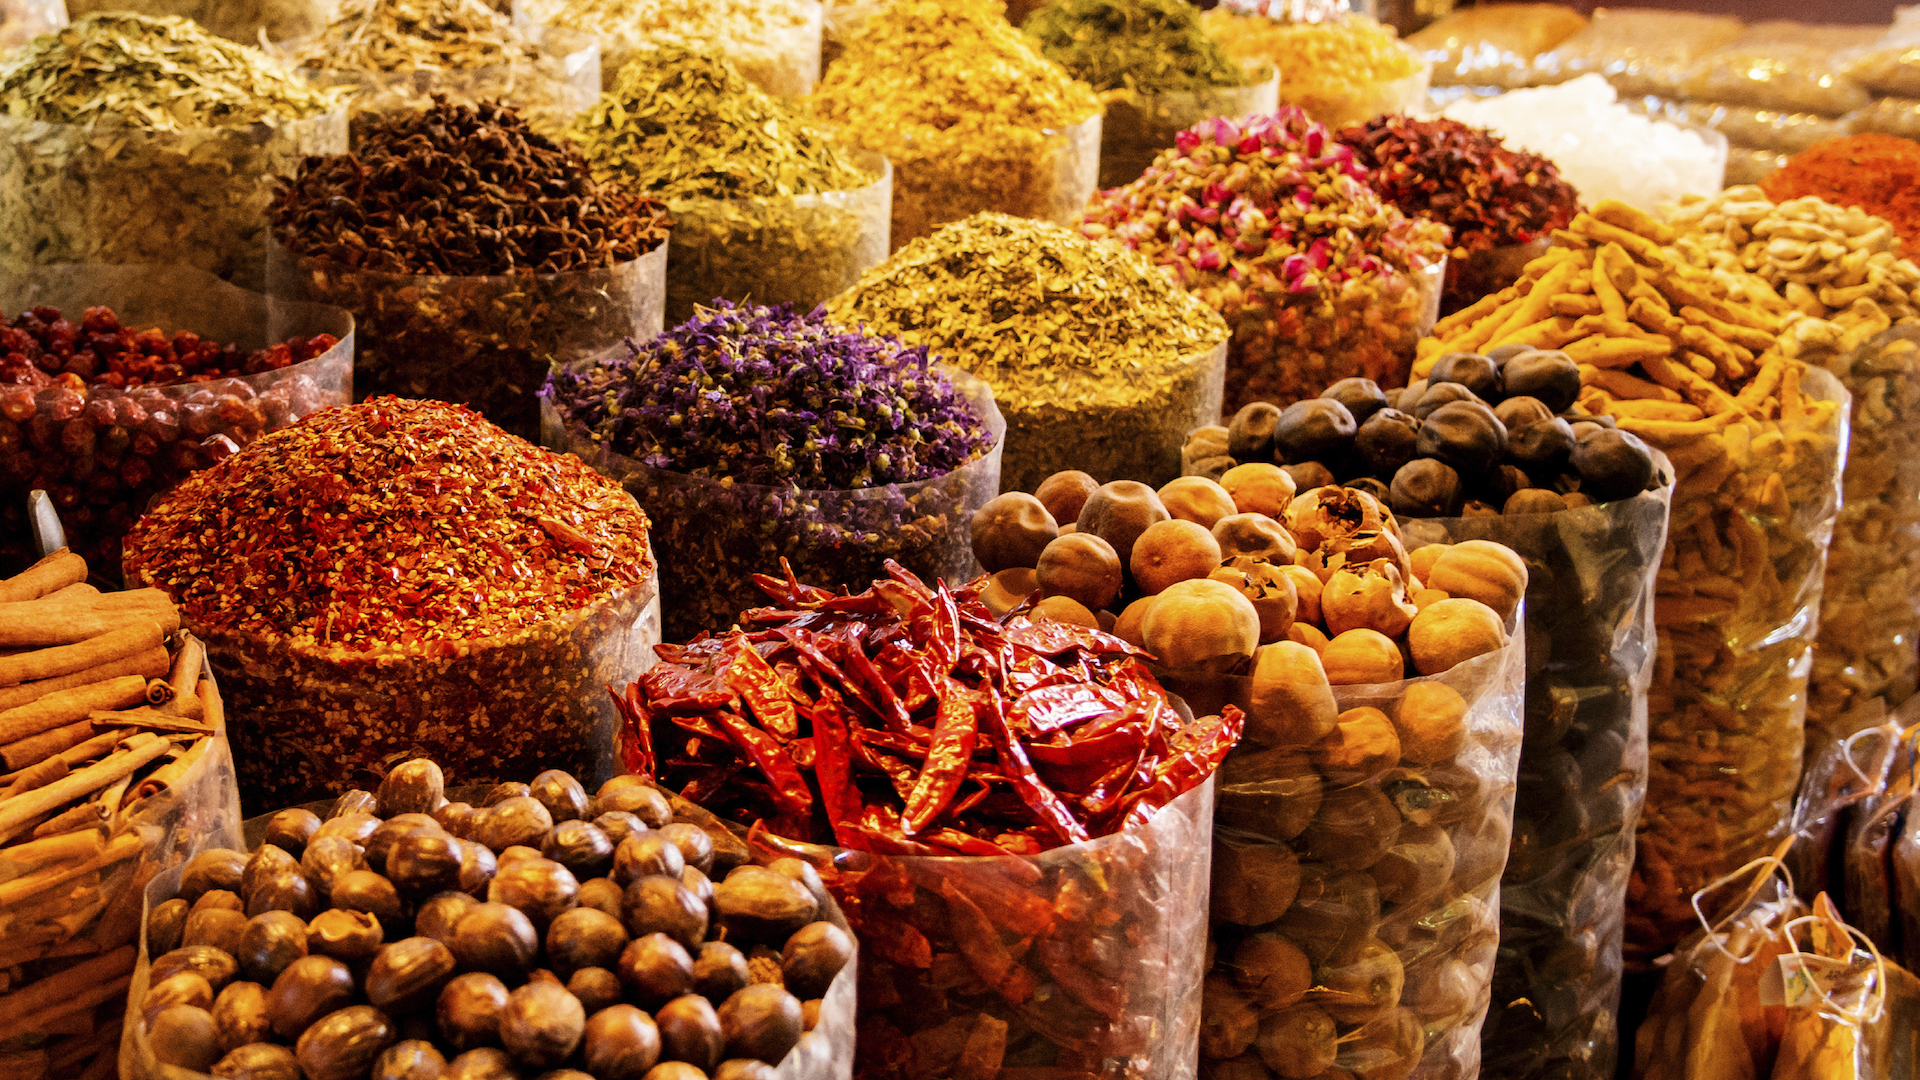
1761,952,1854,1008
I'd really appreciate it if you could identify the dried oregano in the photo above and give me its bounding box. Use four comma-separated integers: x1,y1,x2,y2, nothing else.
522,0,819,96
1022,0,1244,96
289,0,541,72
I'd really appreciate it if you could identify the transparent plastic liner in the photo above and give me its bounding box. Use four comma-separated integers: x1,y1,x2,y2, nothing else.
1408,3,1590,89
266,239,665,443
1810,328,1920,756
996,337,1224,496
1526,9,1743,94
0,108,347,292
513,0,821,98
290,25,600,140
1096,63,1279,191
65,0,338,44
1290,57,1429,132
1639,95,1853,155
819,0,874,68
544,368,1001,643
1223,257,1443,415
1444,239,1546,319
750,777,1215,1080
1627,366,1850,970
1395,474,1673,1080
663,153,891,327
1161,617,1525,1080
1724,145,1790,188
1676,44,1870,117
0,0,66,49
1846,96,1920,140
0,263,354,580
887,111,1102,253
155,572,662,808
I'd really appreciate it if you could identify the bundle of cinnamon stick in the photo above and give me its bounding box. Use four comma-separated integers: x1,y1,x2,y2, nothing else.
0,549,226,1080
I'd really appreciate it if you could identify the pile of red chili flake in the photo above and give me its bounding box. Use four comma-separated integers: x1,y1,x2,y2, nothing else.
615,561,1241,856
0,305,337,391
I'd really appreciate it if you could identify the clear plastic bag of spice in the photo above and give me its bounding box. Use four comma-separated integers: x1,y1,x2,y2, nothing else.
0,0,66,50
544,367,1002,643
1845,97,1920,141
512,0,821,98
0,108,347,292
1627,366,1850,969
1388,478,1672,1080
1809,328,1920,759
1638,96,1854,156
1158,616,1525,1080
1673,23,1880,118
748,776,1214,1080
0,263,353,579
1407,3,1590,89
888,111,1102,253
663,154,891,327
65,0,337,45
290,26,600,140
1096,62,1278,191
1223,257,1444,414
1527,9,1743,95
266,239,664,443
1723,145,1792,188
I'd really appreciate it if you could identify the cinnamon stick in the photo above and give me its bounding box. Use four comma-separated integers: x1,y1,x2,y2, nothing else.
0,648,170,712
1,755,65,798
0,624,166,688
28,800,107,840
0,588,175,624
143,679,173,707
0,829,103,879
0,607,177,649
0,731,126,790
15,973,131,1035
42,583,98,602
0,946,134,1025
0,677,152,746
0,551,85,604
88,709,214,737
0,736,169,839
0,719,97,773
0,833,139,908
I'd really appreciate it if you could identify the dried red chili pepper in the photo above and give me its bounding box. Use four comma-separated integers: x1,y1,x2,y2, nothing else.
902,676,980,834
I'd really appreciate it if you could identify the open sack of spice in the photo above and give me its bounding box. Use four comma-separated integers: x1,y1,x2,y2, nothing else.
0,548,243,1080
1633,853,1920,1080
119,762,856,1080
122,397,662,807
0,262,354,579
543,302,1004,644
613,562,1232,1080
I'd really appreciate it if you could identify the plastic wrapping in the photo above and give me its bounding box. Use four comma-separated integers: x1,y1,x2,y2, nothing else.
290,25,600,139
997,337,1225,495
1640,96,1853,155
1846,96,1920,139
0,109,347,291
818,0,872,68
266,239,664,443
1443,239,1546,318
1675,24,1878,117
0,263,353,580
1786,717,1904,909
1409,3,1589,89
545,369,1000,642
889,111,1102,253
663,154,891,327
63,0,336,43
1527,8,1743,96
1847,7,1920,99
159,570,661,807
1724,145,1789,187
1295,55,1429,132
1225,257,1443,414
1389,481,1672,1080
1096,63,1279,190
752,777,1215,1080
513,0,821,97
1165,616,1525,1080
1628,366,1850,969
0,0,64,49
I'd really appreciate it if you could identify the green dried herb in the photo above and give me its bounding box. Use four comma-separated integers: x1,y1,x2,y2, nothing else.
522,0,819,96
826,212,1230,488
291,0,540,71
0,13,342,129
1023,0,1244,96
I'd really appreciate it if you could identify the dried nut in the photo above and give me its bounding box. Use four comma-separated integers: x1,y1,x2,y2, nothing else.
1393,682,1469,765
377,758,447,818
1408,598,1506,676
1220,462,1298,517
971,492,1058,572
1131,518,1222,594
1159,475,1238,527
1320,629,1405,685
1313,706,1402,781
1141,578,1260,670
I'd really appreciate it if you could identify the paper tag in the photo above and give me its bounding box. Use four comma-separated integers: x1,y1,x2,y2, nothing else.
1760,952,1854,1008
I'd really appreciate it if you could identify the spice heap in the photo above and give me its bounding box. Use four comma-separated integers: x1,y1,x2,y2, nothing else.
619,564,1232,1080
270,96,669,439
131,762,855,1080
546,301,997,639
1080,110,1448,412
1415,200,1848,965
288,0,539,71
1761,134,1920,253
1022,0,1242,96
123,397,660,803
1200,6,1424,129
827,212,1230,490
524,0,819,97
807,0,1103,247
0,550,225,1079
1666,186,1920,751
0,302,345,578
1339,115,1580,314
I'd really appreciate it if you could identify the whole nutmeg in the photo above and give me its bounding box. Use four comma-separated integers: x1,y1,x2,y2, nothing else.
1416,400,1507,475
489,857,579,929
313,811,381,847
211,1042,300,1080
764,858,827,906
543,820,615,880
267,955,356,1039
415,891,480,945
1035,532,1122,612
373,1040,448,1080
481,797,555,853
483,783,532,807
366,815,443,871
547,906,631,978
1355,408,1421,479
1075,480,1169,572
569,966,624,1013
212,981,274,1053
715,1060,778,1080
594,812,649,848
264,809,322,857
193,890,245,916
529,769,591,823
367,937,458,1016
625,874,709,952
145,971,215,1026
331,790,379,818
308,908,385,962
614,835,686,886
1227,401,1281,462
152,945,239,992
148,898,191,957
378,759,447,818
185,907,250,955
585,1004,662,1080
619,933,696,1007
693,941,750,1004
681,865,716,911
658,823,716,877
296,1006,398,1080
388,832,467,899
1271,399,1356,465
149,1004,223,1072
1427,352,1501,398
971,492,1057,572
497,979,586,1070
437,972,510,1052
655,994,724,1071
246,870,321,922
444,1048,519,1080
435,802,481,839
779,922,853,999
302,835,367,898
180,849,247,904
579,877,627,918
711,867,818,946
647,1063,711,1080
594,783,673,829
716,984,802,1065
331,870,407,927
450,903,540,981
235,910,309,985
1321,377,1390,427
459,838,498,899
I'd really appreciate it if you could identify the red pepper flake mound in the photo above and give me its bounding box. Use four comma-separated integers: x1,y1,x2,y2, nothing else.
1763,134,1920,252
614,561,1241,855
1339,114,1580,257
0,304,338,392
124,396,654,651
